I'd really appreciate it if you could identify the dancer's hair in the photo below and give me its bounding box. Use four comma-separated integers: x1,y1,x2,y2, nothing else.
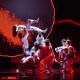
44,39,50,46
61,39,66,43
18,33,23,39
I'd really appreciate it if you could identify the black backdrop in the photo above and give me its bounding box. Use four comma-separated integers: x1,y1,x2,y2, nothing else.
49,0,80,53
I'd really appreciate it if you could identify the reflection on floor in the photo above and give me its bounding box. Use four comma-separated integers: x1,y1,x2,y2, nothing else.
0,63,80,80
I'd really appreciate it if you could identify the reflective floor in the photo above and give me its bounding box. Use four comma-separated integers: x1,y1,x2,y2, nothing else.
0,64,80,80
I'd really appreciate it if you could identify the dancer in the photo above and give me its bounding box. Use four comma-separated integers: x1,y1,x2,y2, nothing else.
37,39,55,73
66,39,76,73
16,42,41,73
13,18,47,37
55,39,68,62
55,39,68,72
16,32,39,73
18,29,30,56
66,39,76,60
16,29,29,73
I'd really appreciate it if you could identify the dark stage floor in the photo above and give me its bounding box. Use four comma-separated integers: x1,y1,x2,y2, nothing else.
0,63,80,80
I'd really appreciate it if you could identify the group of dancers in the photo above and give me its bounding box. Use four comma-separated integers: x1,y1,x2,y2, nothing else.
55,38,76,73
13,18,76,74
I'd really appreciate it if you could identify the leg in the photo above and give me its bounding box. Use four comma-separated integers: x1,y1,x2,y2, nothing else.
30,26,47,33
47,54,53,73
65,61,74,73
37,58,46,73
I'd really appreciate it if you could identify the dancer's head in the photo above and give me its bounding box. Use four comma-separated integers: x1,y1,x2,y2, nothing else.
66,39,71,46
18,33,23,39
44,39,50,46
61,39,66,46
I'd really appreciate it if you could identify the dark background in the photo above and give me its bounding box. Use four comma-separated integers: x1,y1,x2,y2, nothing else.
53,0,80,21
49,0,80,53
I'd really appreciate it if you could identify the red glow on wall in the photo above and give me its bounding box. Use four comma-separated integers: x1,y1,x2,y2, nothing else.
55,19,80,27
0,9,26,46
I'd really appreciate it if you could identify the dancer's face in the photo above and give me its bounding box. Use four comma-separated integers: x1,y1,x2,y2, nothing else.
0,0,55,55
62,41,66,47
66,41,71,46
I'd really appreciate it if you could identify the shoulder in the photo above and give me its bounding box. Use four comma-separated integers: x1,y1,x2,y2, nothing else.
69,46,74,49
